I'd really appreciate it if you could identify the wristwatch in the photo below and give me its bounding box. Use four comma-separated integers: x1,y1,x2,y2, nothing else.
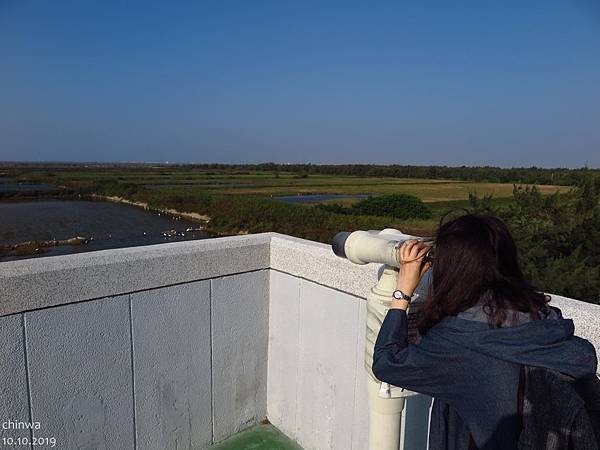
392,289,413,302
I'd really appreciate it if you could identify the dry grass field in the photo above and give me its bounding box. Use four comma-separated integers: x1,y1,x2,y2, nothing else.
219,178,570,202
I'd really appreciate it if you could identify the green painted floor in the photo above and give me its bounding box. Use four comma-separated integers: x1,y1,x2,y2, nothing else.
207,423,303,450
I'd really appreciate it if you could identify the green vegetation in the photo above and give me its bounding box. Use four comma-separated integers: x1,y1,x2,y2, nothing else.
7,161,593,185
318,193,432,220
2,163,598,304
468,179,600,304
2,163,570,201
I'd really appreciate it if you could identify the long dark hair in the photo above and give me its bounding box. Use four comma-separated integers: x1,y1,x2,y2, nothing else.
418,212,551,334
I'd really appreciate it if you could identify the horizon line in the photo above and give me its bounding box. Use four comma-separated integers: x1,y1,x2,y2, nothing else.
0,160,598,171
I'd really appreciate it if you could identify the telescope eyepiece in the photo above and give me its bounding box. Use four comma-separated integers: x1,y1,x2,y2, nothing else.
332,232,351,258
422,247,435,265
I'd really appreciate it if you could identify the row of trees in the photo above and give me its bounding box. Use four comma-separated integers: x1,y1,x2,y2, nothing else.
186,162,596,186
6,162,599,186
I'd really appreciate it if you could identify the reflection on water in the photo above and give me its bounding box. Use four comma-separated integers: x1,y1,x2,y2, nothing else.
273,194,370,204
0,200,212,261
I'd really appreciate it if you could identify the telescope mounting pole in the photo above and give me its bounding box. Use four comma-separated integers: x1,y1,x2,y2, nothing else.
365,264,408,450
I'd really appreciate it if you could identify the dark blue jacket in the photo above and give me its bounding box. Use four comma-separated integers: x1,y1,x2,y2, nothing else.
372,305,598,450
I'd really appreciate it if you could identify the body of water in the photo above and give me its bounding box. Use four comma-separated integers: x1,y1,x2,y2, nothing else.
144,182,256,189
0,200,212,261
0,183,58,192
273,194,370,204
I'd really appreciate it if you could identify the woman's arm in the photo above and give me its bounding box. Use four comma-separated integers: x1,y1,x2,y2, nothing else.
372,307,447,398
372,239,443,396
372,308,421,386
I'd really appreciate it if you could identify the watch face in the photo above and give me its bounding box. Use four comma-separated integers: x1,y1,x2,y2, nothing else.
393,290,402,300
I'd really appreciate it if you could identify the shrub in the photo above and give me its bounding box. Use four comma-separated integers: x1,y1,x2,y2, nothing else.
350,194,432,220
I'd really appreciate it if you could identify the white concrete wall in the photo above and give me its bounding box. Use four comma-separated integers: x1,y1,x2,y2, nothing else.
267,269,432,450
0,267,269,450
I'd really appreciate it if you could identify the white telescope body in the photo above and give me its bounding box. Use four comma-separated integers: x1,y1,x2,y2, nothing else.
332,228,431,267
331,228,433,450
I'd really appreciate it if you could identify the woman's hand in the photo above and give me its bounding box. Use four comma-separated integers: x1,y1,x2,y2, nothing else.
396,240,432,296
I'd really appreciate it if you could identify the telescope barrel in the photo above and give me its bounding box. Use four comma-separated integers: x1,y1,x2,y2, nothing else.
332,229,434,268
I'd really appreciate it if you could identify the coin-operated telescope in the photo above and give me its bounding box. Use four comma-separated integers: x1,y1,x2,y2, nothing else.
332,228,434,268
332,228,434,450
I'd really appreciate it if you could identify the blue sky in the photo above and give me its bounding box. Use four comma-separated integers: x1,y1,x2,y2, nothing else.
1,0,599,167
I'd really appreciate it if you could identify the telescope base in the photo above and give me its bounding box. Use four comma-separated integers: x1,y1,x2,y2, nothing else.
365,259,424,450
367,374,405,450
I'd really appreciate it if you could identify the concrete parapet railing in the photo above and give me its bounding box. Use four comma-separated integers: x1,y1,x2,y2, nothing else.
0,232,598,450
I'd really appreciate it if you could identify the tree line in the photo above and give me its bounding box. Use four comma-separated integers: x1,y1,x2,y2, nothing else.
188,162,597,186
5,162,599,186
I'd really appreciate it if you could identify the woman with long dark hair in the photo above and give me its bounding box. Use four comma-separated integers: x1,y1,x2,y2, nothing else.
372,213,598,450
